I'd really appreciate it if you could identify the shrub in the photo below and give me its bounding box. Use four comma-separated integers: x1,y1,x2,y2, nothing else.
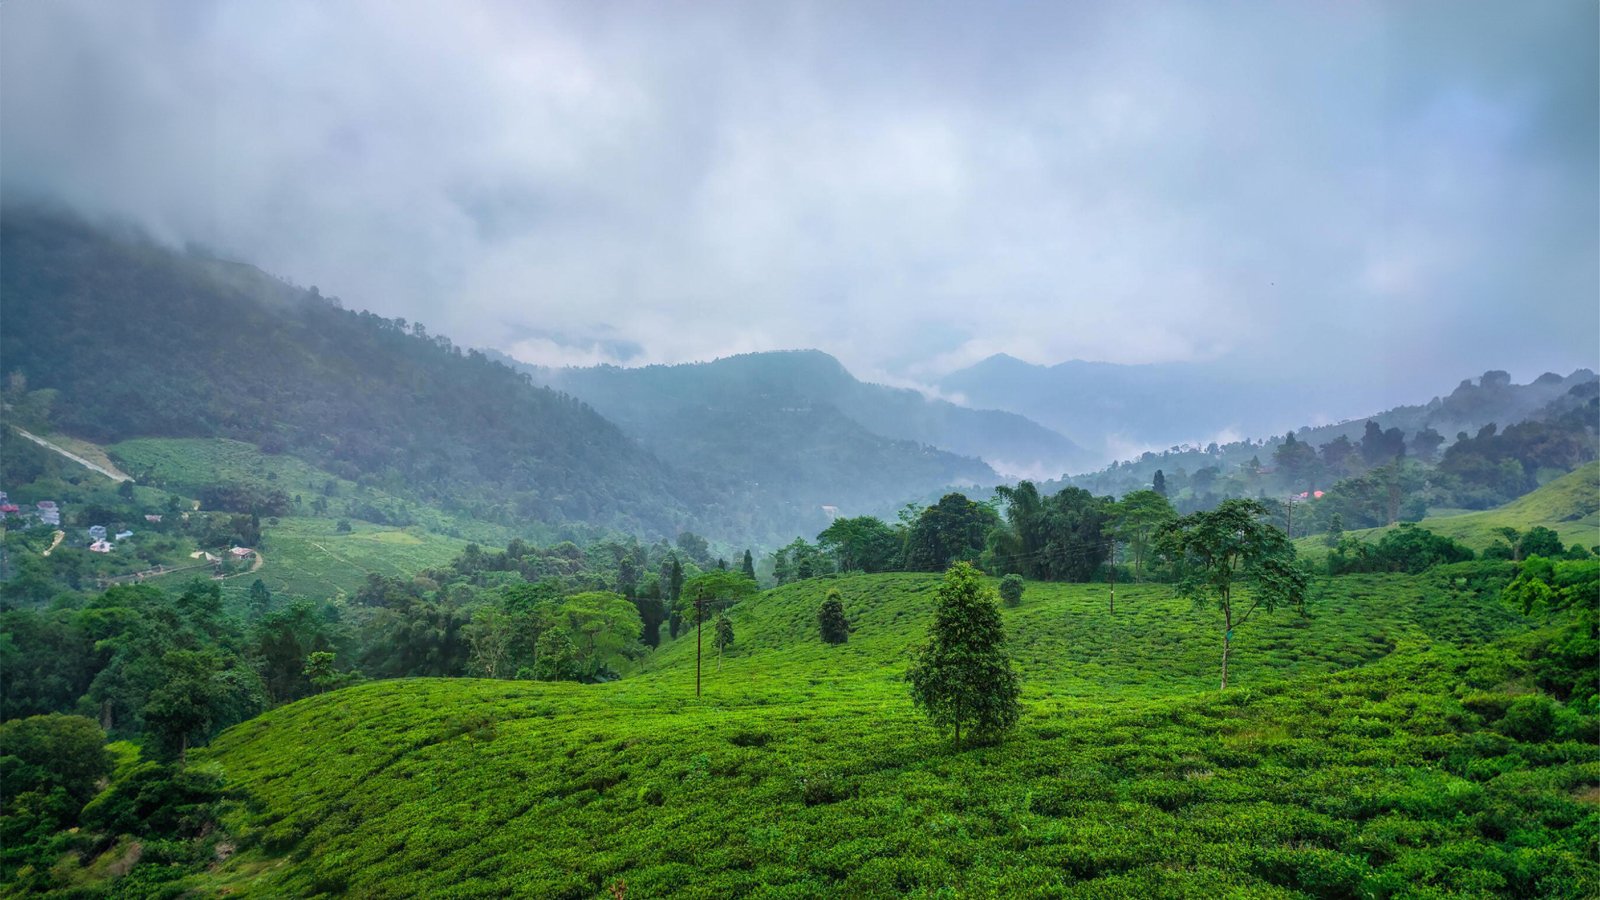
818,591,850,644
1497,695,1556,742
999,574,1025,607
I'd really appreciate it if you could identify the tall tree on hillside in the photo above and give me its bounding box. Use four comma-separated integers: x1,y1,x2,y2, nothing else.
906,563,1021,748
1410,426,1446,464
1152,470,1168,497
713,614,734,671
816,516,903,573
142,650,223,763
1110,490,1176,581
1273,433,1319,490
1319,435,1357,478
740,550,756,580
905,493,1000,572
1360,421,1408,467
1157,499,1309,689
665,557,685,638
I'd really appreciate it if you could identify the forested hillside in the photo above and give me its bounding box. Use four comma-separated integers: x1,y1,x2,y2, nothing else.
522,352,1023,532
941,354,1596,466
527,350,1091,480
0,208,713,537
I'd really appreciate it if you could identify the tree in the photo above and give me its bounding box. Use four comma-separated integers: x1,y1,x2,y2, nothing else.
1519,526,1565,560
665,556,685,638
816,516,903,573
1273,433,1318,490
558,591,642,680
465,606,515,678
905,563,1021,747
1109,490,1176,580
675,531,712,567
818,590,850,644
1410,426,1445,463
1360,421,1407,467
533,628,580,681
998,574,1024,607
1324,512,1344,548
904,493,998,572
713,614,734,671
1157,499,1310,689
1152,470,1167,497
1319,434,1357,477
740,550,756,580
142,650,223,762
987,483,1109,582
302,651,344,693
0,714,112,868
247,579,272,620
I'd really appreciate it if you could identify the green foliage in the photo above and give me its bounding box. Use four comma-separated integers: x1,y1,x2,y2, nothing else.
906,563,1022,746
0,714,111,872
817,590,850,644
143,650,226,761
905,492,999,572
988,482,1111,581
999,573,1025,607
816,515,904,573
108,566,1585,898
80,762,225,841
1159,499,1310,688
1108,489,1175,579
1328,523,1477,575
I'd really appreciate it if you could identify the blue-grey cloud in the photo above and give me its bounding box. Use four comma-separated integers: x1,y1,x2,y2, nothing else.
3,0,1594,408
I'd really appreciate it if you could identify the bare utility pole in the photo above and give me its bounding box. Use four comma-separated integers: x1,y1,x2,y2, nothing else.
695,596,703,697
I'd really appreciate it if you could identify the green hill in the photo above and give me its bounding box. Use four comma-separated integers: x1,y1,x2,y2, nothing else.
0,207,709,538
1299,462,1600,559
525,350,1092,488
185,570,1597,897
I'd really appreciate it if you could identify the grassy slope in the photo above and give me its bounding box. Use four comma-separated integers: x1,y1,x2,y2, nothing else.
197,571,1596,898
103,438,502,599
1298,462,1600,561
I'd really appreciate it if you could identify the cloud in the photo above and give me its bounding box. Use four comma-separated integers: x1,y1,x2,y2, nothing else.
4,0,1595,395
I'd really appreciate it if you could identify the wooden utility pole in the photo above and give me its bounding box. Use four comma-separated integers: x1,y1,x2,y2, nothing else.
695,595,703,697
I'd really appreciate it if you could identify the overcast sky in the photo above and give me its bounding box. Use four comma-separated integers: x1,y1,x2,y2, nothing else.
4,0,1596,396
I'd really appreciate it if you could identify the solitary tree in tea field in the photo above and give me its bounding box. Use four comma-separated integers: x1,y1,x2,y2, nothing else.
818,590,850,644
1157,498,1309,689
906,562,1021,748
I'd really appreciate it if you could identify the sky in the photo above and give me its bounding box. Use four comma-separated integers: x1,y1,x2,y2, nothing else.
4,0,1596,399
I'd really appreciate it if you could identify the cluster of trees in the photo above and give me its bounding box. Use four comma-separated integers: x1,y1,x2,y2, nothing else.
1058,372,1597,536
771,485,1176,587
907,498,1314,746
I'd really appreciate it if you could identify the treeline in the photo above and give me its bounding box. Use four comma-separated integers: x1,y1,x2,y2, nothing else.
776,480,1598,587
1062,371,1598,531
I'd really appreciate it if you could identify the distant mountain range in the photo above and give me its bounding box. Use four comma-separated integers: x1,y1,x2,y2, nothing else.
0,207,1079,545
516,350,1094,482
937,354,1393,459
